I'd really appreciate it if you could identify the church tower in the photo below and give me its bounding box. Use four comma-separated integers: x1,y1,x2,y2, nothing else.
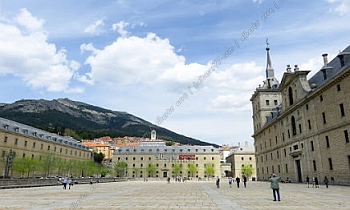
250,41,282,133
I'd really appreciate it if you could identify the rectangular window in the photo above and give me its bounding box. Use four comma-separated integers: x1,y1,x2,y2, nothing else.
306,104,309,110
328,158,333,170
299,124,302,133
344,130,349,143
313,160,317,171
47,145,50,151
308,120,311,129
33,142,36,148
348,156,350,169
320,95,323,101
337,84,341,91
326,136,330,148
41,144,43,149
285,164,288,173
322,112,326,123
266,100,270,105
15,138,18,145
340,103,345,117
274,100,278,105
311,141,314,151
278,165,280,173
24,141,27,147
4,136,8,143
284,149,286,157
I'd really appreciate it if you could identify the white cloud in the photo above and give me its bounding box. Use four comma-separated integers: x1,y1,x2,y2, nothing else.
84,19,104,34
111,21,129,37
82,33,186,85
327,0,350,16
253,0,265,4
0,9,79,92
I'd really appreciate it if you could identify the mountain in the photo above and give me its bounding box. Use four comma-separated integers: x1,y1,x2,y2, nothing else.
0,98,219,147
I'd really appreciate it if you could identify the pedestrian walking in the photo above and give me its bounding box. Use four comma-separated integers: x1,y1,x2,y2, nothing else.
306,176,310,188
312,177,315,188
68,178,73,190
269,174,281,201
228,177,233,188
243,176,247,188
216,176,220,188
235,177,240,188
62,177,68,190
315,177,319,188
324,176,329,188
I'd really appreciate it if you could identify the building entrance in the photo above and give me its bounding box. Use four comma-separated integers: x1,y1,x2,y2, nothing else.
295,159,302,183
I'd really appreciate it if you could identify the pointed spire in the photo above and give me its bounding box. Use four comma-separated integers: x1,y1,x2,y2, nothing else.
266,38,273,71
261,39,280,89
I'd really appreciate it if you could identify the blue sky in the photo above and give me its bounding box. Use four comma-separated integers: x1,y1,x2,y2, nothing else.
0,0,349,146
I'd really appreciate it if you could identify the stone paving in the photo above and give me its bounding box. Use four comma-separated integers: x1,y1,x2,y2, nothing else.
0,180,349,209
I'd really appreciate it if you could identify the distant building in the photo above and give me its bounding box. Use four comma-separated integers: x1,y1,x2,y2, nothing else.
112,145,221,179
82,141,112,161
112,130,222,179
251,44,350,185
225,141,256,180
0,117,91,178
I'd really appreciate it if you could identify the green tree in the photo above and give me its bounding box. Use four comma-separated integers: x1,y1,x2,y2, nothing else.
204,163,215,178
166,141,174,146
39,153,57,177
172,163,183,177
63,128,82,140
187,163,198,178
12,157,38,178
114,161,127,177
145,163,157,177
241,164,253,178
94,152,105,164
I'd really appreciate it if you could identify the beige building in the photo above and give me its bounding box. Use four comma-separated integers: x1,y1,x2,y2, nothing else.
112,144,221,179
251,44,350,185
82,141,112,161
0,117,92,178
225,141,256,180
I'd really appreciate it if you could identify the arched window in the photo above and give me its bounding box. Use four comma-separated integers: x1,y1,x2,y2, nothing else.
291,116,297,135
288,87,294,105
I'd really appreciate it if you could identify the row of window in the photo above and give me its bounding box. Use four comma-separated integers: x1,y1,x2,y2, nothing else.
117,156,215,161
0,150,89,160
3,136,89,157
118,148,215,153
257,127,349,153
257,157,337,176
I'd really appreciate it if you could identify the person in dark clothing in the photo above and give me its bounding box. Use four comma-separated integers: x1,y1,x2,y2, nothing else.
216,176,220,188
235,177,240,188
306,176,310,188
243,176,247,188
324,176,329,188
315,177,319,188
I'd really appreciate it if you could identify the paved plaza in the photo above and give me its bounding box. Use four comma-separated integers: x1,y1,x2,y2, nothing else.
0,180,349,209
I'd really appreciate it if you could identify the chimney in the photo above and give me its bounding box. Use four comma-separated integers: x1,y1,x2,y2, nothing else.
294,64,299,71
286,64,292,72
237,142,240,147
322,53,328,66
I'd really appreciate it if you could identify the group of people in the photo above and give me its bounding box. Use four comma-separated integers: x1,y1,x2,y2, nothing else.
215,176,248,188
305,176,329,188
269,174,331,202
61,177,74,190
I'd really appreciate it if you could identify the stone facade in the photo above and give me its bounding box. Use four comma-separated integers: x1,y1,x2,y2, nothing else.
251,45,350,185
0,117,92,178
112,145,221,179
225,141,256,180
